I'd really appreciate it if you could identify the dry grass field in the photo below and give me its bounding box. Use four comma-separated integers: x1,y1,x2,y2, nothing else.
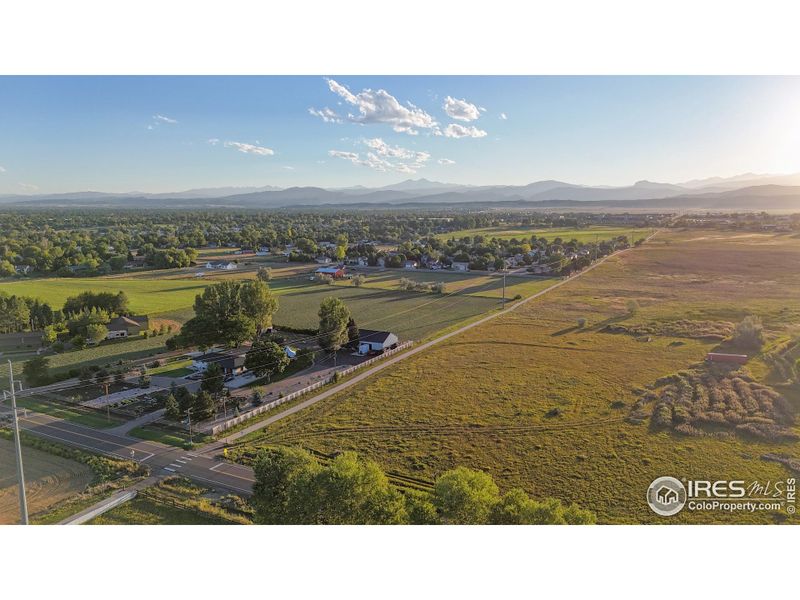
0,439,93,524
234,230,800,524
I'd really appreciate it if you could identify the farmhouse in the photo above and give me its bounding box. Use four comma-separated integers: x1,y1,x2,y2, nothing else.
315,266,346,279
105,315,149,340
191,349,248,377
357,329,399,355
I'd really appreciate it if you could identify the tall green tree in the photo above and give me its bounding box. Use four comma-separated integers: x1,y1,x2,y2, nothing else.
318,297,351,353
240,280,279,334
252,446,322,525
433,467,500,524
193,390,216,421
22,355,50,386
164,394,181,420
312,452,407,524
245,339,290,381
200,362,225,398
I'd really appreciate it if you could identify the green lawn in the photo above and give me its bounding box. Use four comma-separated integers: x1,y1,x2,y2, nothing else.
14,397,124,429
147,359,193,376
437,225,652,244
129,425,209,448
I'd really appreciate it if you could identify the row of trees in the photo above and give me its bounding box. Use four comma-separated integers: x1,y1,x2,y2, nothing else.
251,447,596,525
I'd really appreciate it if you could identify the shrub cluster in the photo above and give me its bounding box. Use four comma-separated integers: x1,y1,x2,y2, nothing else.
603,319,734,341
398,278,446,294
634,366,797,442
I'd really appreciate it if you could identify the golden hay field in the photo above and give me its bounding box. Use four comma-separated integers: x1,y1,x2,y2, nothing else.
236,230,800,524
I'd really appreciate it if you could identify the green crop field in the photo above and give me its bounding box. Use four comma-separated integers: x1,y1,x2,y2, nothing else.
273,282,500,341
437,224,652,243
356,270,555,300
234,230,800,524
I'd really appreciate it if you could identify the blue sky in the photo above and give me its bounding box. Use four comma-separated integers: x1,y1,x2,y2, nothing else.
1,76,799,194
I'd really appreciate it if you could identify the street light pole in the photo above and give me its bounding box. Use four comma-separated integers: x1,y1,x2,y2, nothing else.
7,360,29,525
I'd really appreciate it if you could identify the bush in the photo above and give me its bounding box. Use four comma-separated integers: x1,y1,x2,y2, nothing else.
732,315,765,350
577,317,587,328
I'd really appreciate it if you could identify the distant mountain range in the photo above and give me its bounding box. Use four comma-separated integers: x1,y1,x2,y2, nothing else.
3,174,800,210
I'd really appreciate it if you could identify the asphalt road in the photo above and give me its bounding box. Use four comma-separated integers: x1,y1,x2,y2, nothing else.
17,411,256,495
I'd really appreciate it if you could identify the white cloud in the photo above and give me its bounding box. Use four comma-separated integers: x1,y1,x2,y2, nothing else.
283,166,295,170
443,96,481,122
329,138,431,174
326,78,438,135
223,141,274,156
19,182,39,192
207,138,220,145
438,158,456,165
308,106,342,123
499,112,508,120
147,114,178,130
442,123,488,139
0,165,6,173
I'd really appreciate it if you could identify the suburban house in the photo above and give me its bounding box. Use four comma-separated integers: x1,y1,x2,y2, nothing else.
191,349,248,377
315,266,346,279
205,261,238,270
451,261,470,272
316,256,333,264
356,329,399,355
105,315,150,340
403,260,418,269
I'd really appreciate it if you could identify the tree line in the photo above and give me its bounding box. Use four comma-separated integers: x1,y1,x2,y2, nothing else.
251,446,596,525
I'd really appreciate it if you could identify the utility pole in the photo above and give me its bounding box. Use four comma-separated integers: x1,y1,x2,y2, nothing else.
103,382,111,423
186,407,193,444
7,360,29,525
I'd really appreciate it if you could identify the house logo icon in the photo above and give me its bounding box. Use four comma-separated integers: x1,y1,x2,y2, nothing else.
647,476,687,516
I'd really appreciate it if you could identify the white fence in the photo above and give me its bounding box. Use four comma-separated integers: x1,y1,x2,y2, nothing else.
210,341,414,435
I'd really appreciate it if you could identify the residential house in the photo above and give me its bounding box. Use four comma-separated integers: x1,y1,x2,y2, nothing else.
316,256,333,264
356,329,400,355
14,265,33,275
191,349,248,377
403,260,418,269
205,261,238,270
451,261,470,272
106,315,149,340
